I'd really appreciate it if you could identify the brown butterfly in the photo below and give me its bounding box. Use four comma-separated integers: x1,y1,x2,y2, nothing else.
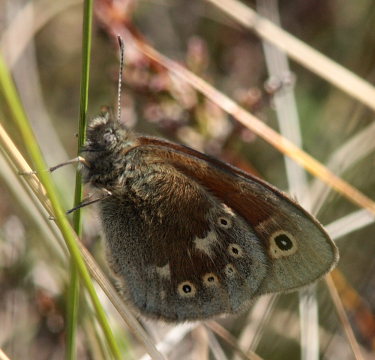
69,37,338,322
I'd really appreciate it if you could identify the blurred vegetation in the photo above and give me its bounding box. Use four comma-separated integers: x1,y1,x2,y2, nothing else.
0,0,375,359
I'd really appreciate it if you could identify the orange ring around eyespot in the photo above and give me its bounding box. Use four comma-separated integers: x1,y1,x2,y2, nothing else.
177,281,197,297
227,243,244,258
203,273,219,286
268,230,298,259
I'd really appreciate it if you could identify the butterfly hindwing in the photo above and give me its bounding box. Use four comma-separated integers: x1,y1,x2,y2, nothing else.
99,143,269,321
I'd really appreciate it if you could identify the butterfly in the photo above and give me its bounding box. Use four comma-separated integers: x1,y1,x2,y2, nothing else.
60,36,339,322
73,108,339,322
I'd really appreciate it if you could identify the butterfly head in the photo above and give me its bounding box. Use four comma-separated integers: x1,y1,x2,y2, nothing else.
84,110,133,154
80,110,136,187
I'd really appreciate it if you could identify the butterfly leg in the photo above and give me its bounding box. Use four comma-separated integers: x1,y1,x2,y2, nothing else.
18,156,89,176
66,189,112,214
49,156,89,172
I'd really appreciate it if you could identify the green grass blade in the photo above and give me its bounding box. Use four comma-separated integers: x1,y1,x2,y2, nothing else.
0,52,122,360
66,0,93,359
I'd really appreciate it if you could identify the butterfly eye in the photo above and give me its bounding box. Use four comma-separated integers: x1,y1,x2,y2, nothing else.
224,264,237,277
177,281,197,297
227,243,244,258
103,129,116,145
269,231,298,258
203,273,219,286
218,216,232,229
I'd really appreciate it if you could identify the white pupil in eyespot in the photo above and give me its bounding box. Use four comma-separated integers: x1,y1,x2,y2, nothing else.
275,234,293,251
268,231,297,259
178,281,196,297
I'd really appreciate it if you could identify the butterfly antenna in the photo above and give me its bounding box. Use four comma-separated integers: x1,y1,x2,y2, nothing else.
116,35,125,123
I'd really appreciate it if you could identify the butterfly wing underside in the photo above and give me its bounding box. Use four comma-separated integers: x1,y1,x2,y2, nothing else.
100,137,338,322
100,147,270,321
136,137,339,294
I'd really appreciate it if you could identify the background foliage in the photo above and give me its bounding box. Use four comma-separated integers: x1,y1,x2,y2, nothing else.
0,0,374,359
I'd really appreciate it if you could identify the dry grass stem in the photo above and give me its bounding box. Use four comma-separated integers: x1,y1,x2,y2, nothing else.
0,122,165,360
116,30,375,215
326,275,365,360
206,0,375,112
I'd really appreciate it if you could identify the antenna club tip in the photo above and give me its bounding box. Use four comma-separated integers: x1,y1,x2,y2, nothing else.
117,35,124,50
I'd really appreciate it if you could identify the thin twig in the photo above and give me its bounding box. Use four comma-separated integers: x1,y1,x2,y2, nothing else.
115,29,375,214
326,275,364,360
0,122,166,360
206,321,263,360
